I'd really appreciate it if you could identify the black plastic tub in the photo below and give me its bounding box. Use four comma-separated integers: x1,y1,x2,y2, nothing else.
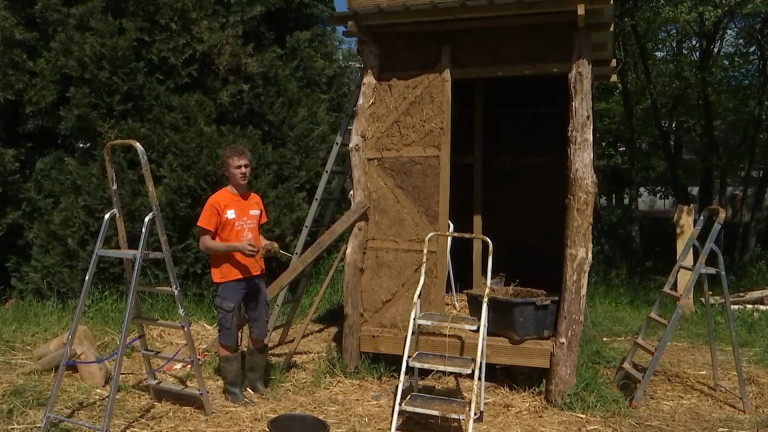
267,413,329,432
465,292,559,342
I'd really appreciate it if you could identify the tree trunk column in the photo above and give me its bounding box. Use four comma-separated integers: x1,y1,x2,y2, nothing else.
546,29,597,405
343,62,376,370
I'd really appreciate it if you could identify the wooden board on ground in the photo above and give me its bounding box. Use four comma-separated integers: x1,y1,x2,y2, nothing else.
674,204,695,313
701,288,768,306
360,327,553,368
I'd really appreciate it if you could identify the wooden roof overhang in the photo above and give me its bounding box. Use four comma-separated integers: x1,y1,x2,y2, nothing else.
333,0,616,81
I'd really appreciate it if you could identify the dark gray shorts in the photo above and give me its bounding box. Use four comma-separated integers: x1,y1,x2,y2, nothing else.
214,275,267,348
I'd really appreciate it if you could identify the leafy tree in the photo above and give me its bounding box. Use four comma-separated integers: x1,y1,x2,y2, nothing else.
1,0,355,299
594,0,768,274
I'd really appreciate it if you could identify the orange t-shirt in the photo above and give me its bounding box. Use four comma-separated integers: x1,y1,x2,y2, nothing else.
197,187,268,283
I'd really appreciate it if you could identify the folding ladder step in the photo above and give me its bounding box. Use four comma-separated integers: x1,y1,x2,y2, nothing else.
133,316,185,330
409,352,475,375
141,349,193,364
137,285,174,295
400,393,468,420
647,312,669,327
96,249,164,259
619,362,644,382
45,414,101,431
416,312,478,330
660,288,683,300
633,338,657,355
147,381,206,398
679,264,719,274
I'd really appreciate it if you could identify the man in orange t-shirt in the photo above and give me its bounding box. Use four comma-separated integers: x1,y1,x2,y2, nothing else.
197,144,279,403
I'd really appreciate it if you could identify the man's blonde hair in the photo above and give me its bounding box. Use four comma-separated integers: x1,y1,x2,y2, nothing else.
221,144,251,170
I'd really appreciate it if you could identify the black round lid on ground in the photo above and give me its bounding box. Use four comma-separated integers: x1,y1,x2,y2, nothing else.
267,413,329,432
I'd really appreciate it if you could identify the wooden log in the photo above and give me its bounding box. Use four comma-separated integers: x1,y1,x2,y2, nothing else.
702,288,768,305
343,66,376,370
344,222,367,370
546,29,597,405
674,204,695,313
266,199,369,300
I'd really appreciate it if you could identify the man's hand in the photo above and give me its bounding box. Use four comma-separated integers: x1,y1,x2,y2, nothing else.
238,242,261,257
261,241,280,257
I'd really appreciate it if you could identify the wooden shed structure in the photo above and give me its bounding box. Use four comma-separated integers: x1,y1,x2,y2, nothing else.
333,0,614,403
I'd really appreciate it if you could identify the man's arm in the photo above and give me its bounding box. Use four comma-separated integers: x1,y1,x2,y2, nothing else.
199,229,260,257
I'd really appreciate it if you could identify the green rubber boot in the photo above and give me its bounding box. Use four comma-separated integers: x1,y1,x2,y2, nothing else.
219,352,246,404
244,345,268,395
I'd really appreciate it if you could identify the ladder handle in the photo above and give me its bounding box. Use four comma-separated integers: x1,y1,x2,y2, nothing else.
104,139,161,211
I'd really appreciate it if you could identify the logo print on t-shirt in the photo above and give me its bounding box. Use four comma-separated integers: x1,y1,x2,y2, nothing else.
249,209,261,216
226,209,236,219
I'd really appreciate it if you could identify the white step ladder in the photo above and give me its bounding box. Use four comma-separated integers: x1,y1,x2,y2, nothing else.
390,232,493,432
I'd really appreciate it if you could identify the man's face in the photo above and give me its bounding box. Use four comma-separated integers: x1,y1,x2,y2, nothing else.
224,156,251,188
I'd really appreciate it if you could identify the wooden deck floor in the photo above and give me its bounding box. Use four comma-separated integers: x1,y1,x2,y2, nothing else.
360,326,553,368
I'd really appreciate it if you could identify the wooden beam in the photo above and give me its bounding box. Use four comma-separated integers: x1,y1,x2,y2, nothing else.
451,62,571,79
381,59,616,81
266,199,369,300
472,80,484,292
363,147,441,159
546,28,596,406
375,12,573,33
436,45,452,308
367,238,438,251
674,204,695,314
360,328,553,368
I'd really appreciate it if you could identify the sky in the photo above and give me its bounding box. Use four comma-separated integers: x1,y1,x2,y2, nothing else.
334,0,346,12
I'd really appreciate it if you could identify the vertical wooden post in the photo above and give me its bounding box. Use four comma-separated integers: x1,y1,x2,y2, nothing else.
473,80,484,291
546,28,597,405
674,204,695,313
343,39,376,370
436,45,452,300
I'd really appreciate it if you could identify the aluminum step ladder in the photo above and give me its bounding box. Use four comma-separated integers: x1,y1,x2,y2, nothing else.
267,67,362,345
390,232,493,432
613,206,750,413
40,140,211,432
